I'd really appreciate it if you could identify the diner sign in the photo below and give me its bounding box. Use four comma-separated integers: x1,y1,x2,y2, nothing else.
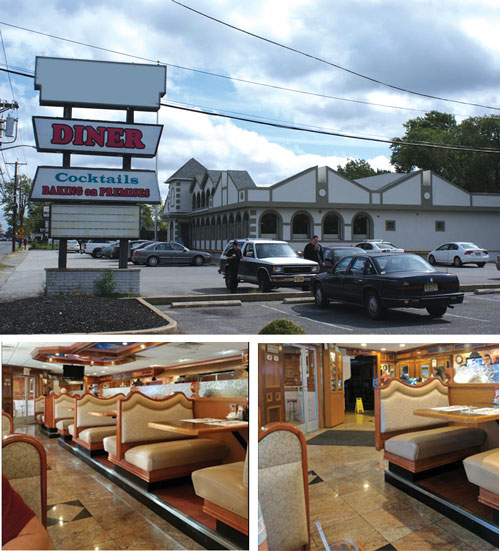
31,167,161,203
33,117,163,157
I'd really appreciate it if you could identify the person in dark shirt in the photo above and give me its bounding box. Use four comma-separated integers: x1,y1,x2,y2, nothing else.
2,475,52,550
226,240,242,292
303,235,323,266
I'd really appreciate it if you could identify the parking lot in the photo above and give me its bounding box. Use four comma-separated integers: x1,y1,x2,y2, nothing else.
0,249,499,334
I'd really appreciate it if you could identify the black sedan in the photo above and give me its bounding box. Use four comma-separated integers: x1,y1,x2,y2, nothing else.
312,253,464,319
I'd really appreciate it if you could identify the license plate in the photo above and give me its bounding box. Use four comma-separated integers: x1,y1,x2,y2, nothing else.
424,283,438,292
475,252,481,256
294,276,304,282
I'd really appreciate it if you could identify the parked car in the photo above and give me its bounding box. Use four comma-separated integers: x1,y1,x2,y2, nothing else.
82,239,114,258
129,240,153,260
427,242,489,267
321,246,367,272
496,253,500,271
355,240,405,253
67,239,80,253
219,239,319,292
312,252,464,320
101,241,120,259
132,242,211,267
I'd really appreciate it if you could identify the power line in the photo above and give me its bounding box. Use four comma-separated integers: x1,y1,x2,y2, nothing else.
172,0,500,112
0,20,484,118
161,101,500,154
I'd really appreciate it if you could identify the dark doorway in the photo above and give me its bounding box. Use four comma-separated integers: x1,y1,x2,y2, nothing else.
344,355,376,411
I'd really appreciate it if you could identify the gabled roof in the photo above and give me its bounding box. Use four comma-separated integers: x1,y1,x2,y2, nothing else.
355,172,409,191
207,170,222,184
227,170,257,190
166,158,207,182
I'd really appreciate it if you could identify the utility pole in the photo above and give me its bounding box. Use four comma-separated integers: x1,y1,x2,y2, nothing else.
6,161,27,252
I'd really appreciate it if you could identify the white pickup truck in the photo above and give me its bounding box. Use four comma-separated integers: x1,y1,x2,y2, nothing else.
82,240,114,258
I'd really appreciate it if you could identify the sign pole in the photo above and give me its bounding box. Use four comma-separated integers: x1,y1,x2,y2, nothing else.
58,106,72,269
119,109,134,269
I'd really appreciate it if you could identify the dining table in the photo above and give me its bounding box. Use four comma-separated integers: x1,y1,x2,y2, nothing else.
413,404,499,425
147,418,248,448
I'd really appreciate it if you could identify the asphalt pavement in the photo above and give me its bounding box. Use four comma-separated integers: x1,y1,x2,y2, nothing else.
0,249,499,334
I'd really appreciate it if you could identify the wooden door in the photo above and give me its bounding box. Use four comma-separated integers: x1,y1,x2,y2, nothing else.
323,350,345,427
2,367,14,416
258,344,285,426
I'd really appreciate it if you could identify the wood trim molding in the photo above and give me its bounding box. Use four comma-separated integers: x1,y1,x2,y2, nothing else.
2,434,48,527
73,437,105,451
378,376,449,390
384,446,481,473
203,500,248,535
258,423,310,551
478,488,499,510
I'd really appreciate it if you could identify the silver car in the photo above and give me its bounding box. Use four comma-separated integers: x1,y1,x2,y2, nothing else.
131,241,211,267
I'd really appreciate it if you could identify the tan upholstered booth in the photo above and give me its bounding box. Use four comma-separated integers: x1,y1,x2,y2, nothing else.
2,434,48,527
103,392,228,485
464,448,499,510
43,393,75,436
192,451,248,534
71,393,123,453
35,396,45,425
259,423,310,551
375,378,485,474
2,410,14,437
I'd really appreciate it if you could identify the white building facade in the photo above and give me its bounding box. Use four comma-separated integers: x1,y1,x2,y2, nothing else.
162,158,500,252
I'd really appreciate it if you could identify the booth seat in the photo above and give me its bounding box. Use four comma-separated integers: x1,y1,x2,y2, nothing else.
192,452,248,535
463,448,499,510
71,394,122,454
376,378,485,475
105,392,228,488
35,397,45,424
43,393,75,436
2,410,14,437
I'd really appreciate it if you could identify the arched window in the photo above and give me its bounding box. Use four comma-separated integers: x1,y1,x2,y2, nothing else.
242,212,250,238
260,212,278,237
235,213,242,238
211,217,216,240
192,195,196,210
292,212,311,239
323,213,342,240
216,215,222,242
196,192,201,209
222,215,228,242
352,213,373,239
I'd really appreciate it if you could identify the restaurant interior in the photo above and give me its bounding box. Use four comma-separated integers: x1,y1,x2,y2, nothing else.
258,342,499,551
2,340,249,551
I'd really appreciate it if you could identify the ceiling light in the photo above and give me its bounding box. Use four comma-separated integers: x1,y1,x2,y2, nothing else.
400,344,406,347
381,348,386,351
122,342,128,346
361,343,367,347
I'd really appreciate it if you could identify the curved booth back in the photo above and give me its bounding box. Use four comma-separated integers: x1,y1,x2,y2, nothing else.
2,434,48,527
75,393,123,428
258,423,310,551
2,410,14,436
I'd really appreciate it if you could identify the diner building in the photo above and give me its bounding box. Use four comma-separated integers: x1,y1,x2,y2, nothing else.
2,341,249,550
162,159,500,253
258,342,499,550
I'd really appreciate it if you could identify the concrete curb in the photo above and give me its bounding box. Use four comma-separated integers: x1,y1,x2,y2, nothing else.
283,297,315,304
474,288,500,295
146,291,307,305
461,284,500,292
172,300,242,308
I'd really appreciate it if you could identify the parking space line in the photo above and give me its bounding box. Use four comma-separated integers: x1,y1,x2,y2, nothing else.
468,295,500,302
445,313,490,322
260,304,353,331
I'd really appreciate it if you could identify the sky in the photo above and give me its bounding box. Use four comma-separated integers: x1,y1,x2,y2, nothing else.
1,0,500,228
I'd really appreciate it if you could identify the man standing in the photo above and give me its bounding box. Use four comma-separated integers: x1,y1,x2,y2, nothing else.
226,240,242,292
303,235,323,266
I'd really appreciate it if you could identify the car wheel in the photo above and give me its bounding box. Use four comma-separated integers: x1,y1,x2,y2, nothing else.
365,290,385,320
92,249,102,258
258,271,272,292
314,283,328,308
453,256,462,267
147,256,159,267
193,255,204,266
428,255,436,265
426,305,447,317
476,262,485,268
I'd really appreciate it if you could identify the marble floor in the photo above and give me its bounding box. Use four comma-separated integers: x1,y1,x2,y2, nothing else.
11,423,202,550
305,412,498,551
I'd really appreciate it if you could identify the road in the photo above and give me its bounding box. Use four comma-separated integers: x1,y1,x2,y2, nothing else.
0,249,499,334
159,292,500,334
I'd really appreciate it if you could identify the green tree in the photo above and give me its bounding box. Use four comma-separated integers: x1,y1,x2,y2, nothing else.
0,175,32,239
390,111,500,192
336,159,390,180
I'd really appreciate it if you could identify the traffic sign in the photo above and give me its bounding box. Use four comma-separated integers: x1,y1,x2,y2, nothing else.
16,227,25,238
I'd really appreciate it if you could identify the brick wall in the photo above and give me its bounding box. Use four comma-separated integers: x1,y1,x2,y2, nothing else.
45,268,140,295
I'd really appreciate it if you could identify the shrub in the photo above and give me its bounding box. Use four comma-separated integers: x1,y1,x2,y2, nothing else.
94,271,117,297
258,318,305,334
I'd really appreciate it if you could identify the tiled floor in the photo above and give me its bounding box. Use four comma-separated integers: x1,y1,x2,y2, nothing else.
305,412,497,551
12,423,202,550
